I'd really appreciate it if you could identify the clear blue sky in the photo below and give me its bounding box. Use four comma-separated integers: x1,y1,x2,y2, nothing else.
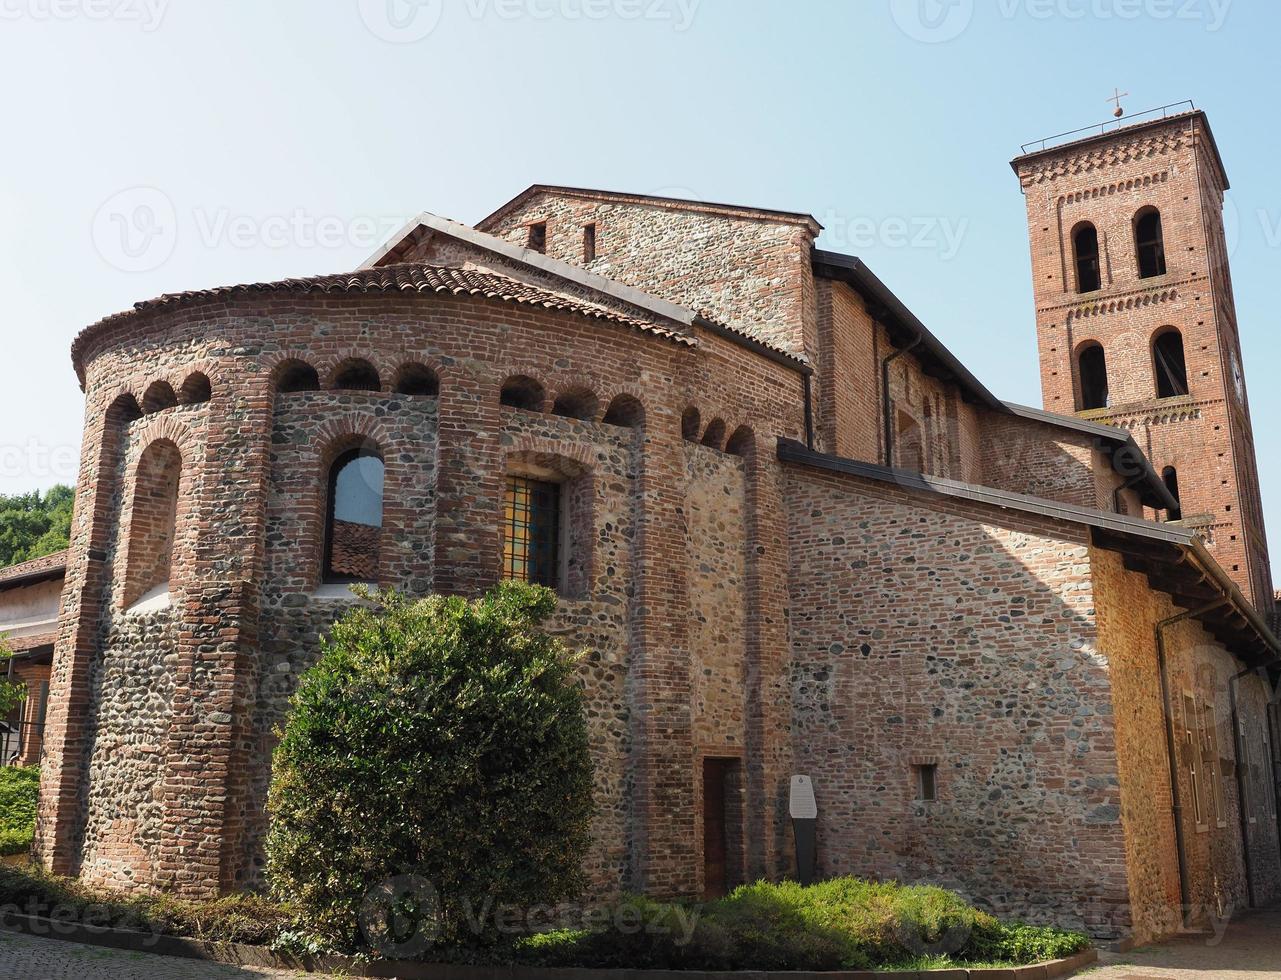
1,0,1277,552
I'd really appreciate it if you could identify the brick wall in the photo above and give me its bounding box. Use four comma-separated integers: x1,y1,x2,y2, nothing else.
1015,113,1273,608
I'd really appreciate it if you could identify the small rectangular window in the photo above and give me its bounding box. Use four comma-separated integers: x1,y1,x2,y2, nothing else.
527,221,547,254
583,223,597,262
915,764,937,802
1183,693,1204,826
1204,703,1226,826
503,475,560,588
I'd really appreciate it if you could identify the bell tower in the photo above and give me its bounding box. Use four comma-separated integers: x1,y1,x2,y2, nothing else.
1012,105,1272,609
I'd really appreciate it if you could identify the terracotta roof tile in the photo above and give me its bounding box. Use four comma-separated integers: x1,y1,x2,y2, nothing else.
72,264,694,375
0,550,67,588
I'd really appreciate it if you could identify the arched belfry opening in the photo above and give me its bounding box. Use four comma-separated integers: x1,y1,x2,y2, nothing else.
1073,223,1101,293
1077,343,1109,410
1153,329,1189,398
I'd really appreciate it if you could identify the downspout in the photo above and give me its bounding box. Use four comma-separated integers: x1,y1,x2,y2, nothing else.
1112,473,1146,517
1228,663,1260,909
802,373,815,451
1156,596,1229,927
881,333,922,467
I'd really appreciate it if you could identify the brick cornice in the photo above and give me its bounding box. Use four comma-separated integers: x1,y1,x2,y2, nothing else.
1058,170,1170,205
1036,275,1206,319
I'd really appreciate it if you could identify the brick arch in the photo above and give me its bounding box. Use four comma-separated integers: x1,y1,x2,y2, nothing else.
302,416,399,589
319,351,395,392
504,443,597,597
142,380,178,414
119,435,192,610
391,361,440,397
506,436,597,473
550,383,600,422
601,391,645,428
701,417,727,450
328,357,382,392
125,412,198,458
499,372,549,412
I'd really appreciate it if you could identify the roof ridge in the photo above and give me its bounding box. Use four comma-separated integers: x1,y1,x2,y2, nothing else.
70,263,695,381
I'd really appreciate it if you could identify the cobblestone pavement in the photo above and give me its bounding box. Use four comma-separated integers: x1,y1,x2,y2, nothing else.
0,928,341,980
1086,909,1281,980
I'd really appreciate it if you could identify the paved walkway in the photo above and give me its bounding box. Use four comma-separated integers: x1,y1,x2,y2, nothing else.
0,928,337,980
1088,908,1281,980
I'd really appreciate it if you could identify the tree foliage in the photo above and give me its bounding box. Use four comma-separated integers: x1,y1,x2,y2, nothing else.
266,582,595,956
0,486,74,568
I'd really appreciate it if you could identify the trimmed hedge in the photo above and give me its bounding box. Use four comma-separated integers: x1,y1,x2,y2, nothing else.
516,879,1092,972
0,766,38,856
266,583,595,954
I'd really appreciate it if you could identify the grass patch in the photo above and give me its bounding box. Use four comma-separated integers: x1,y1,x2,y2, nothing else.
515,879,1092,972
0,865,1090,971
0,864,295,946
0,766,39,857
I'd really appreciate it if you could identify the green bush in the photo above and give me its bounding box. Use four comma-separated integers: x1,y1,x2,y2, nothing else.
516,878,1091,971
0,766,39,856
266,582,594,955
0,864,295,945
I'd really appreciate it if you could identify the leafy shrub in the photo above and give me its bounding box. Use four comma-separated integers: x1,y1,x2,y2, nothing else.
969,919,1092,962
517,878,1091,971
266,582,594,954
0,864,296,945
0,766,39,856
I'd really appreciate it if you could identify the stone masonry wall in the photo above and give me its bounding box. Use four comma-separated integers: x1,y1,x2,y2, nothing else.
45,278,807,901
784,463,1133,938
478,189,820,359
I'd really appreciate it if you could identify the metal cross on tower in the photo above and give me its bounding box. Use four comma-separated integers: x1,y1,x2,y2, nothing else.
1107,88,1129,117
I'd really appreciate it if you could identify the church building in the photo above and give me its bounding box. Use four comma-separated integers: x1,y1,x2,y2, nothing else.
18,106,1281,945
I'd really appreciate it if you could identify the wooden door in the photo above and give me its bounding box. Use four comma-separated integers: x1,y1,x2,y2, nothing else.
703,758,729,899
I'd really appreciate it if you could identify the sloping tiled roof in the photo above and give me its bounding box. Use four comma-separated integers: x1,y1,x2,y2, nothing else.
0,550,67,590
72,264,694,376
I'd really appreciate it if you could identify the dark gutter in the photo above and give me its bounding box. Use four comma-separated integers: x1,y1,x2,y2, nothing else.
1003,402,1179,513
812,249,1006,413
693,315,812,376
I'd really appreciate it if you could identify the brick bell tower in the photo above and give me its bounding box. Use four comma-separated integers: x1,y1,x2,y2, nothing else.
1012,105,1273,610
